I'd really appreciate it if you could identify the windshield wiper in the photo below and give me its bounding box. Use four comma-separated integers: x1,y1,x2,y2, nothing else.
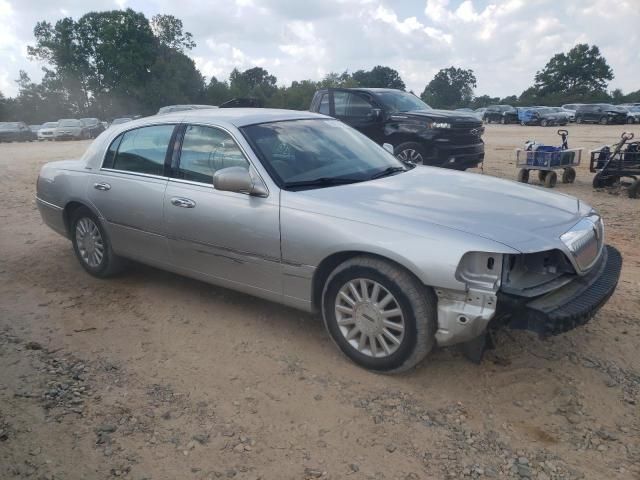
284,177,363,189
369,166,408,180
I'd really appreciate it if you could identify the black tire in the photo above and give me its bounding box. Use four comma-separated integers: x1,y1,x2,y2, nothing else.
576,116,583,124
321,256,437,373
70,207,125,278
517,169,530,183
544,171,557,188
592,172,617,188
500,116,506,124
538,170,548,182
599,116,608,125
562,167,576,184
394,142,428,166
628,180,640,199
541,119,549,127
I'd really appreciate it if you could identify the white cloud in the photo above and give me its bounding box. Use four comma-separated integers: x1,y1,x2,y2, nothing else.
0,0,637,99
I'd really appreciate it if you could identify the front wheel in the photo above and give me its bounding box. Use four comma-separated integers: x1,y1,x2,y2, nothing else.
576,116,583,124
599,116,609,125
394,142,427,166
322,256,437,373
71,207,125,277
541,119,549,127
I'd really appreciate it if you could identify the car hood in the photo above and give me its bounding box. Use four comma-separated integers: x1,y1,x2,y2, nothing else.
286,167,584,253
398,109,482,124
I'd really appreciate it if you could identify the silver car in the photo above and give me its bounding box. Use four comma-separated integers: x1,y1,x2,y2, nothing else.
36,109,622,372
38,121,59,141
54,119,89,140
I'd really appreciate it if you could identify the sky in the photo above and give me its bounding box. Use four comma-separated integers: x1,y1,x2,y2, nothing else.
0,0,638,98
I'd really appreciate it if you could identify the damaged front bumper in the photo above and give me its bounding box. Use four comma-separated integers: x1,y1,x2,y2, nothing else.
498,245,622,336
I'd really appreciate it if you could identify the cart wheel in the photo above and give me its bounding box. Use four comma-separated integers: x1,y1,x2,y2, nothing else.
628,180,640,199
544,171,557,188
538,170,548,182
562,167,576,184
592,172,617,189
517,169,530,183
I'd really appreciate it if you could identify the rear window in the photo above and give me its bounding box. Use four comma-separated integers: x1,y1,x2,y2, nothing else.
105,125,175,176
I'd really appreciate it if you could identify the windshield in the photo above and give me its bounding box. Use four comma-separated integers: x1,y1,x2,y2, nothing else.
628,106,640,112
0,122,21,130
59,119,81,127
374,91,430,113
242,119,406,189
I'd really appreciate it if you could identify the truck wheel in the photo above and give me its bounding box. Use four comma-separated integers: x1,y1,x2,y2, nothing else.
628,180,640,198
321,256,437,373
562,167,576,184
599,116,608,125
544,171,557,188
71,207,125,278
517,169,530,183
394,142,427,166
538,170,548,182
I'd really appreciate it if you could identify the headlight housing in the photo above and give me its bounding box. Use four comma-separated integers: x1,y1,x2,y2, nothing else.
560,214,604,272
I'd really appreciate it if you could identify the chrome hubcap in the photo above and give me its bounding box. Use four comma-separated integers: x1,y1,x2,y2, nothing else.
75,218,104,267
396,148,423,165
334,279,405,358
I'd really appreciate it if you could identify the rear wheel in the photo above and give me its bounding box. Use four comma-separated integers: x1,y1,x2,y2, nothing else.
394,142,427,166
544,171,557,188
599,116,609,125
541,119,549,127
538,170,548,182
517,169,530,183
71,207,125,277
576,116,583,124
592,172,617,188
562,167,576,184
500,117,506,124
322,256,437,373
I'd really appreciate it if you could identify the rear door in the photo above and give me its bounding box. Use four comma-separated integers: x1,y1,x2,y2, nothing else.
328,89,385,144
163,123,282,296
88,124,176,264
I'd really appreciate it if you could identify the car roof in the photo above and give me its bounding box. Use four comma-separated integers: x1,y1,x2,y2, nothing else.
143,108,327,127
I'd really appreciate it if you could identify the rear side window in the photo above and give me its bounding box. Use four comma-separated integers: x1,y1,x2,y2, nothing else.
176,125,249,184
318,94,329,115
109,125,175,176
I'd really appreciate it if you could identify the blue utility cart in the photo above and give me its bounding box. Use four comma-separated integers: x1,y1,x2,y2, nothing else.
515,129,582,188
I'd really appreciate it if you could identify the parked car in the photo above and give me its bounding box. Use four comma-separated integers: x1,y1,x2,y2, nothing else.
220,97,263,108
30,124,42,132
157,104,217,114
518,107,569,126
575,104,628,125
109,117,133,127
483,105,518,124
553,106,576,122
309,88,484,170
36,109,622,372
54,119,90,140
80,118,106,138
561,104,583,112
619,105,640,123
0,122,36,142
473,107,487,121
37,122,59,141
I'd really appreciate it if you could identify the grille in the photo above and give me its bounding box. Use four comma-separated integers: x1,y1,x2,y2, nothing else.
453,121,482,129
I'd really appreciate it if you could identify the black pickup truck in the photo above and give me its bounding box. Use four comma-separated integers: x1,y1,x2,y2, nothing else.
309,88,485,170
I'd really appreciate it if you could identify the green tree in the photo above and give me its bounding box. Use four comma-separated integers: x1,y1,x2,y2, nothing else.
533,44,613,96
151,14,196,52
420,67,477,109
203,76,231,106
318,71,358,88
352,66,405,89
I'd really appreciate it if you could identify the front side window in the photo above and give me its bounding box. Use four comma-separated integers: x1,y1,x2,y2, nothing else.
176,125,249,184
374,91,430,113
242,119,406,189
332,92,375,117
110,125,175,175
318,94,329,115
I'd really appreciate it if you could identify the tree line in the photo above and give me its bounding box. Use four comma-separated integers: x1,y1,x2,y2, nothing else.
0,8,637,123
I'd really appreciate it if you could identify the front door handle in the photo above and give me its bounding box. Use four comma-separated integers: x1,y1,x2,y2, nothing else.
170,197,196,208
93,182,111,191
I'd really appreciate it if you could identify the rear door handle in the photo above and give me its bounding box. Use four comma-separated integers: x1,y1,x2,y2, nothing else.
170,197,196,208
93,182,111,191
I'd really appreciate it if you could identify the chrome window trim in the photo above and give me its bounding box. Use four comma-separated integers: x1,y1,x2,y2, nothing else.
99,168,168,181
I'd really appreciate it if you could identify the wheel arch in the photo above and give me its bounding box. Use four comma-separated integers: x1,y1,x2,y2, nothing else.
62,200,102,236
310,250,427,312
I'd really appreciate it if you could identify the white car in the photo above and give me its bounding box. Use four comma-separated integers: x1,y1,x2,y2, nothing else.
37,122,59,141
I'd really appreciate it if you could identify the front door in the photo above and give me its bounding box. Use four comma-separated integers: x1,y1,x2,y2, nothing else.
164,124,281,297
88,124,176,264
329,89,385,144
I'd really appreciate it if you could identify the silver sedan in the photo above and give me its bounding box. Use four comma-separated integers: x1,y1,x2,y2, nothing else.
36,109,622,372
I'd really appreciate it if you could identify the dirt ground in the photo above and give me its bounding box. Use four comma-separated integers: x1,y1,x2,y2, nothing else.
0,124,638,480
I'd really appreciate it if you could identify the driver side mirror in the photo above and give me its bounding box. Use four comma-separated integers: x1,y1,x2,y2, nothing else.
213,167,268,197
